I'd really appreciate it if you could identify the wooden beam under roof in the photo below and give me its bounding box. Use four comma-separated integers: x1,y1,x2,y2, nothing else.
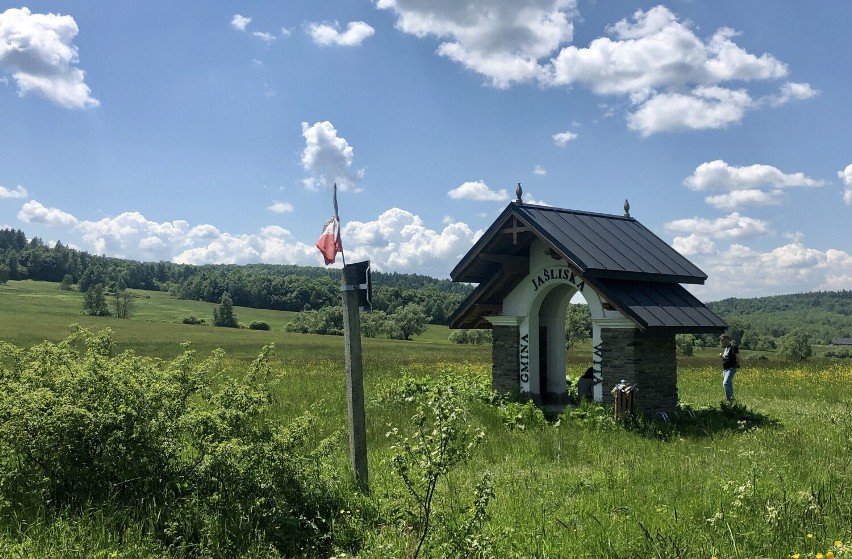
477,253,528,275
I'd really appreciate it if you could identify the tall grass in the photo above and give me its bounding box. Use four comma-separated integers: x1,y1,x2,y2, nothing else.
2,281,852,557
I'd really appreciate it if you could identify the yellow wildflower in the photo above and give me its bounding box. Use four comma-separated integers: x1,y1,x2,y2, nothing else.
808,533,814,539
826,551,835,559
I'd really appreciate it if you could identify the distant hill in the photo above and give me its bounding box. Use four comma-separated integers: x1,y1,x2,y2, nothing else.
706,290,852,346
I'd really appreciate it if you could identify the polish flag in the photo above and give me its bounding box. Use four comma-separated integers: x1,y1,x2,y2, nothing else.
316,216,342,265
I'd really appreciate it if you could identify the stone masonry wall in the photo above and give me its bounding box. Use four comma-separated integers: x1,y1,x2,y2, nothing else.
600,329,678,415
491,325,520,395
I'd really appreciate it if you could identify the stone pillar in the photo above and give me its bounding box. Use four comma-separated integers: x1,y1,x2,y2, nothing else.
600,328,678,415
490,325,519,395
486,316,523,396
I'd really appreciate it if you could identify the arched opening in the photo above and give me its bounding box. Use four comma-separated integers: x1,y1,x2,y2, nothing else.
530,282,576,405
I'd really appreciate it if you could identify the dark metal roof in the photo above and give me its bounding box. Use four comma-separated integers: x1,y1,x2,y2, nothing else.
594,279,727,334
452,203,707,285
449,201,725,333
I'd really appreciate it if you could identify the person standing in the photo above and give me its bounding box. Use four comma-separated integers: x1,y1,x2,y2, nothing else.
719,334,739,402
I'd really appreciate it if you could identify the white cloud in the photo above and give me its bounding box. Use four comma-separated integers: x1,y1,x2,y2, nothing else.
548,7,786,93
17,200,78,226
691,242,852,300
301,121,363,192
267,201,294,213
447,180,509,201
664,212,772,240
252,31,276,44
231,14,252,31
683,160,825,208
342,208,480,276
377,0,576,88
0,184,27,199
553,130,577,146
0,7,98,108
671,233,717,256
305,21,375,47
378,3,806,134
626,86,754,136
838,164,852,206
765,81,819,107
685,160,825,192
533,165,546,176
704,189,784,210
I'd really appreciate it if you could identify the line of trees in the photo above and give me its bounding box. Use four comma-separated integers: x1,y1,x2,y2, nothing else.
0,228,470,325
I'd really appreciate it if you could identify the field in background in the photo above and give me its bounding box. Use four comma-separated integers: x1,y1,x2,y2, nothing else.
1,280,851,557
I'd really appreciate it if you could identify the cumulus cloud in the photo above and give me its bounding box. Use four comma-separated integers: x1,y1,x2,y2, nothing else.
690,242,852,300
533,165,546,176
230,14,252,31
664,212,772,240
377,0,576,88
704,189,784,210
252,31,276,44
626,86,755,136
671,233,717,257
838,164,852,206
765,81,819,107
378,3,808,133
553,130,577,146
17,200,78,226
305,20,375,46
0,184,27,199
0,7,98,108
684,160,825,208
447,180,509,201
301,121,363,192
342,208,480,276
267,201,294,213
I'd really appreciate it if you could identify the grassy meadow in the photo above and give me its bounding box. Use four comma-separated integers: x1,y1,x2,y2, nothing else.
1,280,852,558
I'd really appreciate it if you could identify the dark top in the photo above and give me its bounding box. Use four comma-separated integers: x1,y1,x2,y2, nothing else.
721,343,739,369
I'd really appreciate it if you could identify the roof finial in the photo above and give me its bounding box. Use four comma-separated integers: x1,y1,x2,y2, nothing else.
515,183,523,204
623,199,630,218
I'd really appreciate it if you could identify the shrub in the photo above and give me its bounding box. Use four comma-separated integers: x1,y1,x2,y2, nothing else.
249,320,271,331
448,329,492,345
0,327,356,557
182,315,205,325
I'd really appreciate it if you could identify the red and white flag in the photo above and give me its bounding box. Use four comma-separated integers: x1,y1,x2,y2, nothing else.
316,183,343,265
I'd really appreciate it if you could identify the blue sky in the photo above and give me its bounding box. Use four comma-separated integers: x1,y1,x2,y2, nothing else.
1,1,850,301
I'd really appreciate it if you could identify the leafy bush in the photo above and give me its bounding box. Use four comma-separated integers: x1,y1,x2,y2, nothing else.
249,320,271,331
284,306,343,335
182,315,205,325
448,329,492,345
498,400,548,430
825,349,852,358
0,327,356,557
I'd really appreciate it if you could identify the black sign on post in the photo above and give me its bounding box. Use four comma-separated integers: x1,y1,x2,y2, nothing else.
342,260,372,312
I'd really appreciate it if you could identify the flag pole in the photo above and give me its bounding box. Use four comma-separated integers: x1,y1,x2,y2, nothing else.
334,183,347,267
333,183,367,492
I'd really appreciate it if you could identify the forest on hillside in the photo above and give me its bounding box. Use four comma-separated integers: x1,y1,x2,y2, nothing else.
0,228,471,325
2,227,851,341
705,291,852,346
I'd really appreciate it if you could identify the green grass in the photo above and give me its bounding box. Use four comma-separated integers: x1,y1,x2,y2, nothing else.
2,280,852,558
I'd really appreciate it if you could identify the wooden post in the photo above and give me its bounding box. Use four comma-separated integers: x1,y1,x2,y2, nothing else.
342,264,368,492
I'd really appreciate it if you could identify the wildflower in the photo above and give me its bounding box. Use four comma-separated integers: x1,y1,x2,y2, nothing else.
790,553,800,559
834,540,843,547
808,533,814,539
826,551,835,559
816,553,824,559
